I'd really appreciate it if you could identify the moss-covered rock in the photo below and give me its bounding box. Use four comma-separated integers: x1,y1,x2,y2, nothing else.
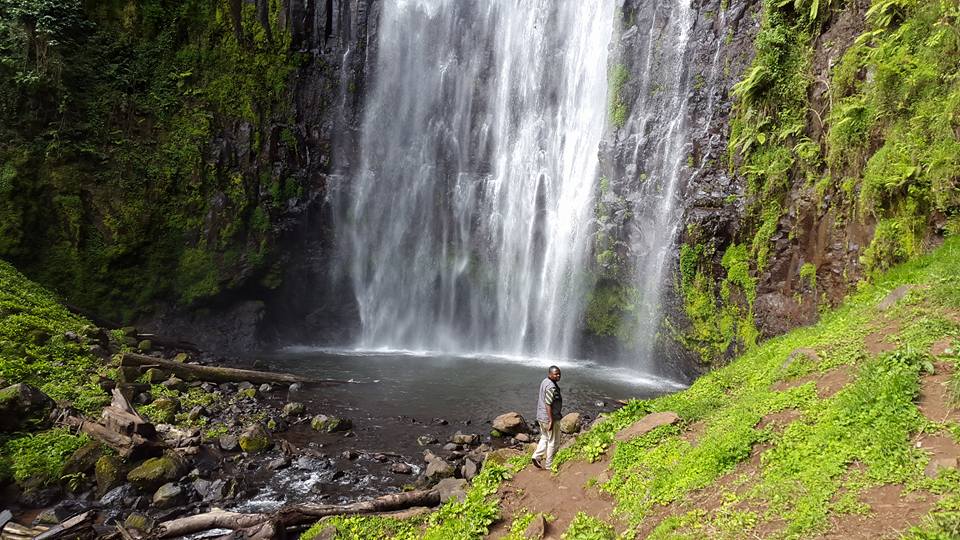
124,513,154,533
62,441,104,476
143,368,170,384
95,455,125,496
127,453,186,492
137,339,152,352
238,424,272,453
150,397,180,423
310,414,352,433
0,383,55,432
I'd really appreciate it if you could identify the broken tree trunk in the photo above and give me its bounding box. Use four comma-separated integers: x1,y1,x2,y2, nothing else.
120,353,357,386
101,388,155,438
157,488,441,538
62,415,165,460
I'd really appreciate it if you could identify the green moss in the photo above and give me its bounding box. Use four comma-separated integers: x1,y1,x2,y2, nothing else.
799,262,817,288
608,64,630,128
0,428,90,486
584,283,640,344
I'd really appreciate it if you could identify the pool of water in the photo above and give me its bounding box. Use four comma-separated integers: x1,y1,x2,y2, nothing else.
261,348,685,427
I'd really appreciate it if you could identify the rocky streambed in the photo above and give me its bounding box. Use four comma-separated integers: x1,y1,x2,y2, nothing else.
1,333,643,539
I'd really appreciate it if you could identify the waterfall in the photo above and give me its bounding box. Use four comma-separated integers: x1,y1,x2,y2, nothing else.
334,0,615,358
611,0,698,371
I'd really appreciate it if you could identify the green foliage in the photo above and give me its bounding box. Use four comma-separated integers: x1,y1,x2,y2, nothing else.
799,262,817,288
561,512,615,540
608,64,629,128
558,236,960,537
0,428,89,486
675,243,758,364
0,0,297,320
307,458,528,540
585,283,640,344
0,258,107,412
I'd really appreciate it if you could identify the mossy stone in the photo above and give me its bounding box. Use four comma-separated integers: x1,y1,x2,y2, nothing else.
239,424,272,453
127,453,185,492
95,455,124,496
173,352,190,363
311,414,352,433
151,397,180,423
143,367,170,384
124,512,154,532
137,339,152,352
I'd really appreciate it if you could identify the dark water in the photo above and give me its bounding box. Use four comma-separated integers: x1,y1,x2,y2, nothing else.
233,349,685,512
263,348,686,427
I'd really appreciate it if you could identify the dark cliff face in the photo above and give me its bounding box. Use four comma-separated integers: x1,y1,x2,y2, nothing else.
146,0,379,354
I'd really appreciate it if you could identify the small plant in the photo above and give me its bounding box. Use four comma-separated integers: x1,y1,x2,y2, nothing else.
584,440,609,463
562,512,615,540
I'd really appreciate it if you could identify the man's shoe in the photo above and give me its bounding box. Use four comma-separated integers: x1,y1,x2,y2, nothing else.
531,458,543,469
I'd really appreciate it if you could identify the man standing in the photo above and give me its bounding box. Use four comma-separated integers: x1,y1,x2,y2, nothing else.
532,365,562,470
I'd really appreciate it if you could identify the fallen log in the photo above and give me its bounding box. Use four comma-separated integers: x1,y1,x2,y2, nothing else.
102,388,155,438
120,352,358,386
34,511,94,540
157,488,441,538
62,415,165,460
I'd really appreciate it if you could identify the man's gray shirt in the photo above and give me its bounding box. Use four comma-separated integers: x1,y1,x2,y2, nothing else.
536,377,562,423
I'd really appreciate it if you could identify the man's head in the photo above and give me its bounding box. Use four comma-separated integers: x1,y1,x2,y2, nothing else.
548,365,561,382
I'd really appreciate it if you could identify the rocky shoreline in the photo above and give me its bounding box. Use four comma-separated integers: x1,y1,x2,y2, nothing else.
0,327,592,539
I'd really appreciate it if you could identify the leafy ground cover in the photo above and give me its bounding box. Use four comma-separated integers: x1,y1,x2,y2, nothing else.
304,234,960,538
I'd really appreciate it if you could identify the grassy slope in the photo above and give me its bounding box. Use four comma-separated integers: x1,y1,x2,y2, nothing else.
307,235,960,539
0,258,105,486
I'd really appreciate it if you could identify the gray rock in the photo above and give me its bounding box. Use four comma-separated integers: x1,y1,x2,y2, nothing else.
492,412,528,434
559,412,581,434
425,459,454,480
238,381,255,391
126,453,186,492
267,457,290,471
389,463,413,474
515,433,531,443
259,383,273,393
442,443,460,451
417,435,439,446
99,484,135,506
435,477,468,502
462,457,480,480
524,513,547,539
219,434,239,452
152,483,184,509
450,431,477,445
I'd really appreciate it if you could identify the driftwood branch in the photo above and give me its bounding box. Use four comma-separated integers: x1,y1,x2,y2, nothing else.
120,353,357,386
157,489,441,538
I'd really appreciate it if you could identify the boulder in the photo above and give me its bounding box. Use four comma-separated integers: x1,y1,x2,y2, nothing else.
152,482,184,509
462,457,480,480
515,433,531,443
424,459,454,480
450,431,478,445
484,447,523,466
173,352,190,363
150,397,180,424
389,463,413,475
492,412,528,434
282,402,306,417
95,455,125,496
137,339,152,352
63,441,104,476
417,435,439,446
311,414,352,433
259,384,273,394
218,434,239,452
559,412,581,434
0,383,54,432
160,377,187,392
142,368,169,384
524,513,548,539
238,424,272,453
127,453,186,492
435,477,468,503
615,411,680,442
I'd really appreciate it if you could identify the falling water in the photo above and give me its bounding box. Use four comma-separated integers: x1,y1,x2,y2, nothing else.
613,0,698,371
335,0,615,357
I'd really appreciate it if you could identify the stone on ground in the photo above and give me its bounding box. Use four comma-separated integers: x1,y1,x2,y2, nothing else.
425,458,454,480
492,412,528,434
95,455,125,496
559,412,582,434
450,431,478,445
615,411,680,442
0,383,54,432
524,513,548,539
239,424,273,453
127,453,186,492
311,414,352,433
152,482,185,508
435,477,468,503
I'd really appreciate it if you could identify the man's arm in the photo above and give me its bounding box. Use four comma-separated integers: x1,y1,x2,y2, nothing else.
546,403,553,430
